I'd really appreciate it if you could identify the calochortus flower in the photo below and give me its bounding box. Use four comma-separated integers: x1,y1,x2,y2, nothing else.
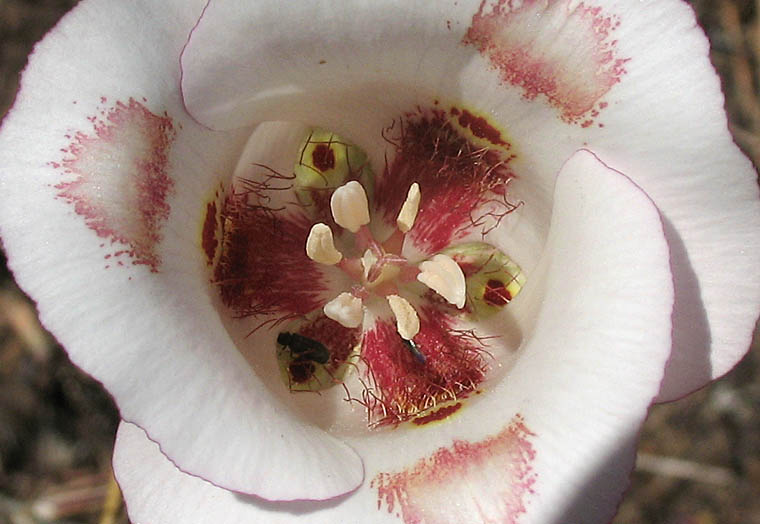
1,0,759,522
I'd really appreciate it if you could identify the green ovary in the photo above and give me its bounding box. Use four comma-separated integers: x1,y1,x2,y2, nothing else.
293,128,375,212
442,242,525,318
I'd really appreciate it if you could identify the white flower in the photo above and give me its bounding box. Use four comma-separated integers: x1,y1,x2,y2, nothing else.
0,1,758,523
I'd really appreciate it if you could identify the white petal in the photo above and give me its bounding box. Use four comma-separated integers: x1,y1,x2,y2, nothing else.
499,151,673,521
115,151,674,524
474,1,760,400
0,0,361,500
4,0,759,516
577,2,760,399
330,180,370,233
323,292,363,329
181,2,477,130
417,254,466,308
115,422,388,524
181,0,760,400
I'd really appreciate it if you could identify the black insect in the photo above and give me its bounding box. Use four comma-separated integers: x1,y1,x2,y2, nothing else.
277,332,330,364
402,338,427,364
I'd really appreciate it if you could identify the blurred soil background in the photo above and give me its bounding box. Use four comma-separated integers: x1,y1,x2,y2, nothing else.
0,0,758,523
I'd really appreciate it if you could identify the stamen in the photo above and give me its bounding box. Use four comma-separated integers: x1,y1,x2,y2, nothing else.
305,223,342,265
396,182,421,233
386,295,420,340
417,254,466,308
323,292,364,328
330,180,371,233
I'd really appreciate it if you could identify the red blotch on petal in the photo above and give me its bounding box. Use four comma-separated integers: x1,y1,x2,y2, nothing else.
202,201,218,265
54,98,175,272
451,107,508,146
373,415,536,524
411,402,462,426
361,308,490,426
463,0,628,124
214,192,327,326
377,109,516,255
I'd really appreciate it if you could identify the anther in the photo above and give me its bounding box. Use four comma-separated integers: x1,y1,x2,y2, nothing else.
330,180,371,233
305,223,342,265
396,182,421,233
417,254,466,308
323,292,364,328
386,295,420,340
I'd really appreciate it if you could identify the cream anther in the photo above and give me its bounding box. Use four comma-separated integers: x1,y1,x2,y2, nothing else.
386,295,420,340
305,223,342,265
417,254,466,308
324,292,364,328
396,182,421,233
330,181,370,233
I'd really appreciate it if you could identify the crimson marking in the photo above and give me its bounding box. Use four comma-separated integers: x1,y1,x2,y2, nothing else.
374,415,536,523
54,98,175,272
464,0,628,124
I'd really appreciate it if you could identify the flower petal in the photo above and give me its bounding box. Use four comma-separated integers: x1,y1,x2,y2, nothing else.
182,0,760,400
495,150,673,522
570,1,760,400
181,2,478,131
465,0,760,400
115,151,673,524
115,421,388,524
0,0,361,500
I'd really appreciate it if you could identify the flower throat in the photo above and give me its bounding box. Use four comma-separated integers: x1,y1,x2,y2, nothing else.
208,107,525,427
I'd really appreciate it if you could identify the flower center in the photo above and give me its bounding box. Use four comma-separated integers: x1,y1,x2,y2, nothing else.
306,180,466,342
208,109,527,429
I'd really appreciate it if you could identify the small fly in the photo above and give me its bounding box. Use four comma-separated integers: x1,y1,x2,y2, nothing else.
402,338,426,364
277,332,330,364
